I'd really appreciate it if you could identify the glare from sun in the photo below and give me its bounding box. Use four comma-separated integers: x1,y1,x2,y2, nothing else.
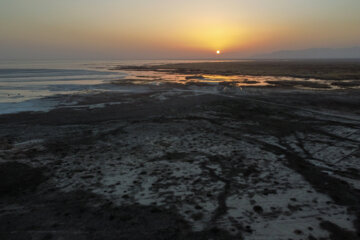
216,50,221,54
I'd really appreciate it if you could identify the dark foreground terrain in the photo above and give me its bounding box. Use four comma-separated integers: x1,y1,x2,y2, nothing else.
1,63,360,239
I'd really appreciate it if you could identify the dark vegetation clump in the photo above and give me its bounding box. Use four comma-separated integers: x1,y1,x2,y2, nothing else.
0,162,45,197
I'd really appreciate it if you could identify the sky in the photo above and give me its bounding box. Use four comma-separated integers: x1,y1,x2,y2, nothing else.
1,0,360,59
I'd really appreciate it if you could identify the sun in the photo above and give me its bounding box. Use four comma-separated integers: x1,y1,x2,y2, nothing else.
216,50,221,54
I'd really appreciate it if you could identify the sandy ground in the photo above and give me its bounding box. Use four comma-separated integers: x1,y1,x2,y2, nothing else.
1,68,360,240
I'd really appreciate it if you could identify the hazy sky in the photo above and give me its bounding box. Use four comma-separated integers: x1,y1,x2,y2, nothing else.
1,0,360,59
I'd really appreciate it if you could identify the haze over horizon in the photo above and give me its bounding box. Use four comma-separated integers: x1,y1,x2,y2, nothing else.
1,0,360,60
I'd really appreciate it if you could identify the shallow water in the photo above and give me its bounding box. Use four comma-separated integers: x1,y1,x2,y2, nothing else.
0,68,124,103
0,60,240,114
0,60,238,101
0,64,127,114
116,68,341,97
0,59,339,114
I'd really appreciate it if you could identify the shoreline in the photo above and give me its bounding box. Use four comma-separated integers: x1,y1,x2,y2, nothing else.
113,59,360,81
2,59,360,115
1,84,360,119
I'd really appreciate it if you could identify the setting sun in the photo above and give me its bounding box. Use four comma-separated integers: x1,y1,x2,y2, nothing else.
216,50,221,54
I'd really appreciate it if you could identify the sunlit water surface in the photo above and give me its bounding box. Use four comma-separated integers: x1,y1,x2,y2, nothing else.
0,60,226,114
0,60,337,114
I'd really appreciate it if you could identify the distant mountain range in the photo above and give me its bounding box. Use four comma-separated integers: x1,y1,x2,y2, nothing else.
253,47,360,59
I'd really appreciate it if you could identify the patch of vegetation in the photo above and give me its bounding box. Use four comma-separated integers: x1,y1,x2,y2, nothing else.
0,162,45,196
268,80,331,89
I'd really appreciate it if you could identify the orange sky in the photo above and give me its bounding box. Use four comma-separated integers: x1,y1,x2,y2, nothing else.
1,0,360,59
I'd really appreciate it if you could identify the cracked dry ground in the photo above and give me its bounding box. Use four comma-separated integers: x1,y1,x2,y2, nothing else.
0,91,360,240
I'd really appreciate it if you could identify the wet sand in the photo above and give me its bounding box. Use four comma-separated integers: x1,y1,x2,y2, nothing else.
1,62,360,240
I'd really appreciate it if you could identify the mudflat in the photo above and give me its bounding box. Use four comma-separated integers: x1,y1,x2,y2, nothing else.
116,59,360,80
1,61,360,240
